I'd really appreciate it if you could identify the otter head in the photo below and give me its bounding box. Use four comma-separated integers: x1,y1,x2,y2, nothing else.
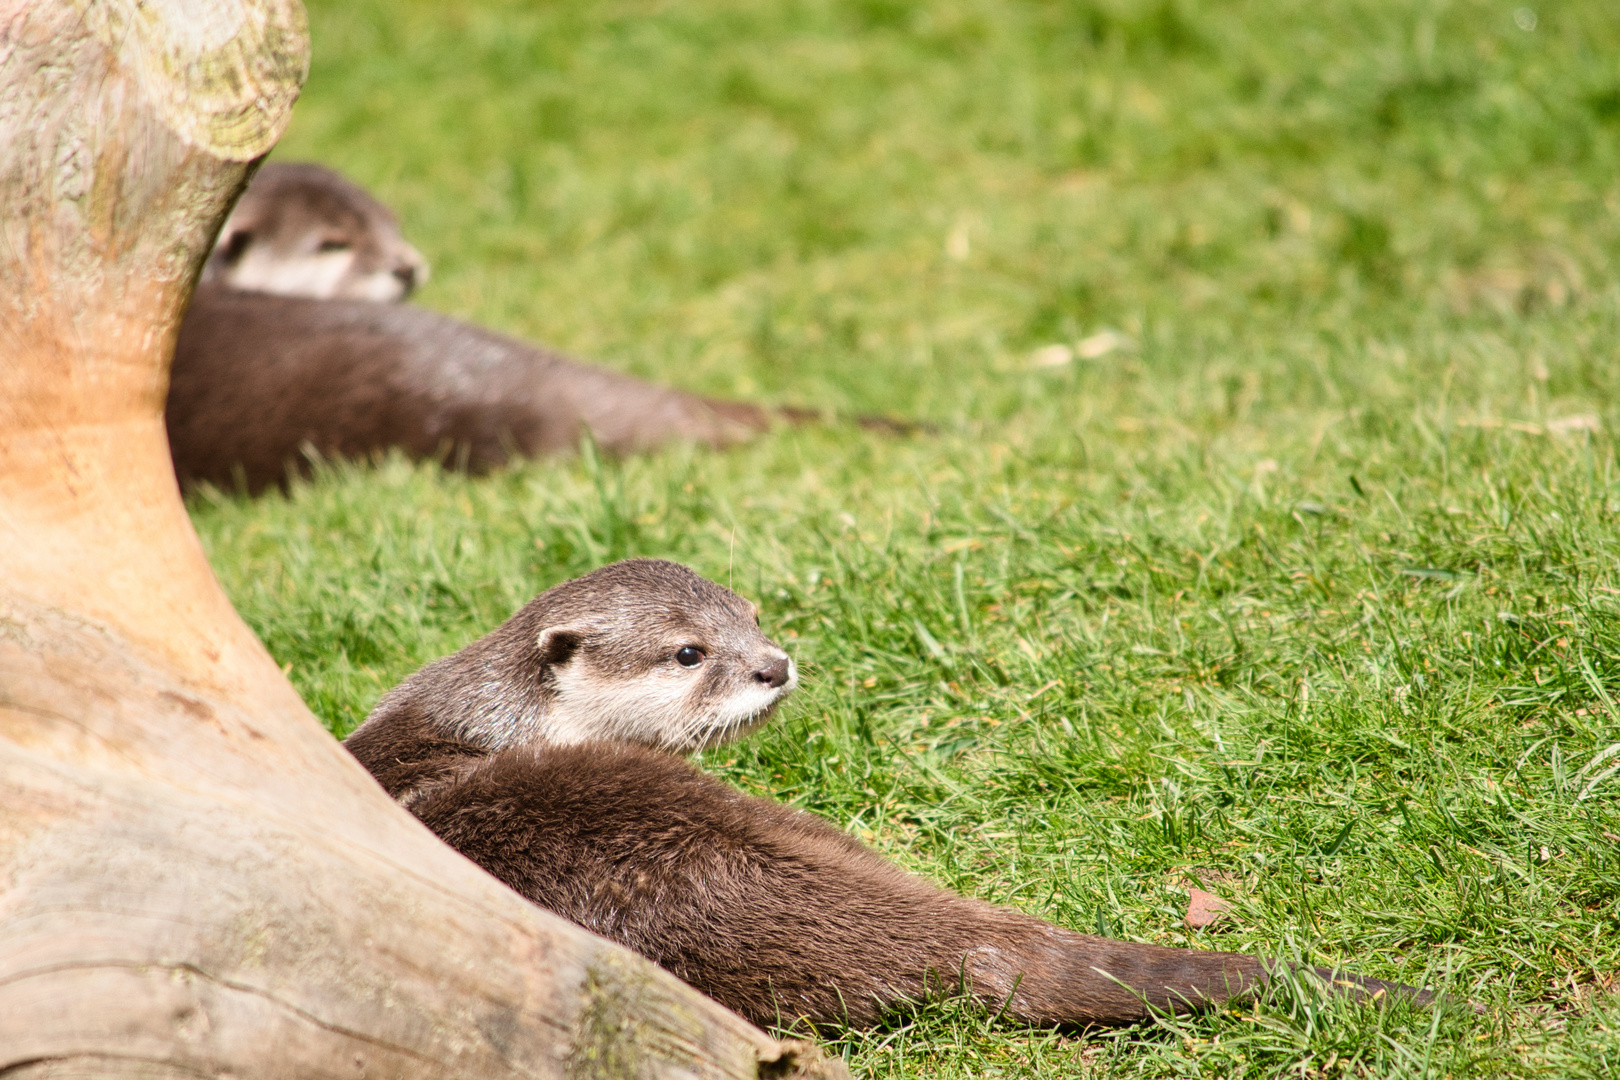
441,559,797,754
202,162,429,301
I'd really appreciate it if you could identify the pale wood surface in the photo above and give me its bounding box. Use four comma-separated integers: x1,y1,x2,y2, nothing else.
0,2,845,1075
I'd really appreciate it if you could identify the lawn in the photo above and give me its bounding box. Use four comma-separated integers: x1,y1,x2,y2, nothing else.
189,0,1620,1074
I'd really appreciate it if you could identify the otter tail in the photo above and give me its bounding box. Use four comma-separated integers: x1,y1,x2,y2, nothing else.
969,922,1432,1027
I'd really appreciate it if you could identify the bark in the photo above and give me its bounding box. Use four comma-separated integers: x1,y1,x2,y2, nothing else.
0,2,844,1076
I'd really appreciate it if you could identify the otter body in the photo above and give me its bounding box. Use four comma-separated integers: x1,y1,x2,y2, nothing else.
369,736,1295,1027
169,287,776,491
346,560,1429,1030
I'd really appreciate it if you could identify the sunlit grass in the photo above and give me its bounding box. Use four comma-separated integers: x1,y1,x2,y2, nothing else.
192,0,1620,1074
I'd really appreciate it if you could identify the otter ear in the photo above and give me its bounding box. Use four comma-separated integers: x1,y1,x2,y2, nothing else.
536,625,585,667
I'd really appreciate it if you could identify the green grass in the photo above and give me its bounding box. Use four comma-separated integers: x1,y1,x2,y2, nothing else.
191,0,1620,1074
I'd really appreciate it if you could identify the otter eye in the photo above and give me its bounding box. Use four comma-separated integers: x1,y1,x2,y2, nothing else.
220,230,253,266
317,239,351,253
675,646,705,668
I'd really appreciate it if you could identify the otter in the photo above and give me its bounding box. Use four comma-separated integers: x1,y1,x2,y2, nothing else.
202,162,429,301
345,559,1432,1031
171,164,912,493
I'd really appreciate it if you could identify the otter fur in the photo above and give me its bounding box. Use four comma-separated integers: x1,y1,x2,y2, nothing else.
203,162,428,301
168,286,784,492
345,559,1431,1030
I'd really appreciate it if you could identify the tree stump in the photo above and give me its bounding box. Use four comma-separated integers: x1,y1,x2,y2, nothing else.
0,2,844,1076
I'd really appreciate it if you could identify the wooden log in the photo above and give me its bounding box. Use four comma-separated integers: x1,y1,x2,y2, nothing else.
0,2,845,1076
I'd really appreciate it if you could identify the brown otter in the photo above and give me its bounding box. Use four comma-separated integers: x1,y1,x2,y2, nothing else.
168,285,787,492
202,162,429,301
171,162,913,492
175,161,779,491
345,559,1432,1031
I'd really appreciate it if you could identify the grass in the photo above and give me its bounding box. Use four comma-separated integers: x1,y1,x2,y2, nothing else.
190,0,1620,1074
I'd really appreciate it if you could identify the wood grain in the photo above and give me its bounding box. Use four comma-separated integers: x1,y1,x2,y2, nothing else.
0,3,844,1075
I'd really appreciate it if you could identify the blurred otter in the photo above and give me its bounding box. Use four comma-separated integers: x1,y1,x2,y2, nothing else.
171,162,912,492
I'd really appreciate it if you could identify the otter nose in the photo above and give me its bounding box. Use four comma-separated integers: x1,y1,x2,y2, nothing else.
393,264,418,295
753,656,791,689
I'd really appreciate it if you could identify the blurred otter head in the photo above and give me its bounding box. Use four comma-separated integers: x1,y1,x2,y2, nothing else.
203,161,429,302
